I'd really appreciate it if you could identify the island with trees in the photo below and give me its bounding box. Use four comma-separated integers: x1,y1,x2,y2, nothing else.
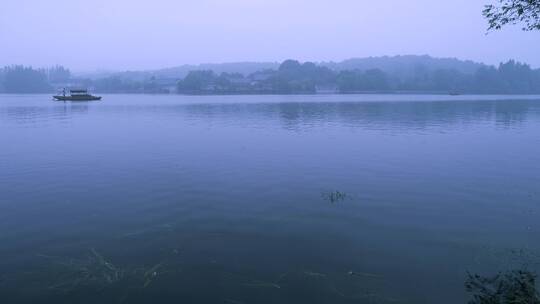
1,56,540,95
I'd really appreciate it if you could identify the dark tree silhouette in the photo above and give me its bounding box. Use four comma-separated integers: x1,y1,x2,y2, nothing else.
2,66,52,93
484,0,540,31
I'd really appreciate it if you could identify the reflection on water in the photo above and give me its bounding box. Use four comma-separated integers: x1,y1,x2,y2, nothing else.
180,100,536,131
0,94,539,304
1,95,538,130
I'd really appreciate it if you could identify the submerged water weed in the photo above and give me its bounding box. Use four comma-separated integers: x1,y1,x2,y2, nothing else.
241,280,281,289
40,249,165,293
44,248,123,291
304,271,327,278
348,271,384,279
321,191,348,204
465,269,540,304
143,262,164,288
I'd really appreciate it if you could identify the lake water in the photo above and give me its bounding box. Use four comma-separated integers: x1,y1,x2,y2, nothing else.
1,94,539,303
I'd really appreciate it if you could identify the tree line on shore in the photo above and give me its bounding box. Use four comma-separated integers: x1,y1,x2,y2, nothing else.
1,58,540,95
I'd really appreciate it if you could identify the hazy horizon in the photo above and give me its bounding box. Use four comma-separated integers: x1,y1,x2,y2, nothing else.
68,54,503,76
2,0,540,72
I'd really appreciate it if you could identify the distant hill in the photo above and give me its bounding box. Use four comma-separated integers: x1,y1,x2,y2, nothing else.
75,55,489,81
80,62,280,81
320,55,487,80
154,62,280,79
5,56,539,94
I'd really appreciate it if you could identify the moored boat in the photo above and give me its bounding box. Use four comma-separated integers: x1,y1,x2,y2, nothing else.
53,89,101,101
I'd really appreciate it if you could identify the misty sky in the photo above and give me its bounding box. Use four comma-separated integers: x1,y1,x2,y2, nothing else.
1,0,539,71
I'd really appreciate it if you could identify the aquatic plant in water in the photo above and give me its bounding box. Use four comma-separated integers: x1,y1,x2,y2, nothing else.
321,191,348,203
46,248,124,291
143,262,163,288
42,249,165,293
465,269,540,304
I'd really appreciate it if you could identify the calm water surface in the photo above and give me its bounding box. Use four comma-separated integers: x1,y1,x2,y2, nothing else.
1,94,540,303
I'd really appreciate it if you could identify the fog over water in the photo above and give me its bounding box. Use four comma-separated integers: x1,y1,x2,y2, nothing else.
1,0,540,71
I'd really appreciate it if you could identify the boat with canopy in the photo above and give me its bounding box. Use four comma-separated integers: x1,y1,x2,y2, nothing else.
53,89,102,101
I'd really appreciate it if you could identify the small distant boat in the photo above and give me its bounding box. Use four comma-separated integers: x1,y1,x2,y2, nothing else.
449,91,461,96
53,89,101,101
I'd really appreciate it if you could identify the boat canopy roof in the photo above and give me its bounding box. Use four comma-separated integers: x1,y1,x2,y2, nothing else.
70,89,88,93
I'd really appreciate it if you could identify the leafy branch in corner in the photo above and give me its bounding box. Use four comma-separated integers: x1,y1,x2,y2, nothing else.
484,0,540,31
